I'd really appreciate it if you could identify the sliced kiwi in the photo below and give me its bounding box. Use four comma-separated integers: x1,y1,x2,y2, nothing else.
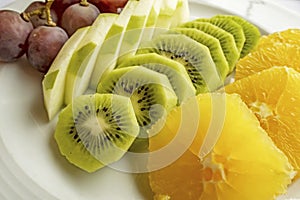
138,33,221,94
195,17,246,54
170,27,229,80
54,93,139,173
117,53,196,104
97,66,177,152
212,15,261,58
180,21,239,72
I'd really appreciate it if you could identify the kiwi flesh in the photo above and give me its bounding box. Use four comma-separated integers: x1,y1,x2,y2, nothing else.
180,21,239,72
138,33,221,94
96,66,177,152
54,93,139,173
196,17,246,54
170,27,229,80
117,53,196,104
212,15,261,58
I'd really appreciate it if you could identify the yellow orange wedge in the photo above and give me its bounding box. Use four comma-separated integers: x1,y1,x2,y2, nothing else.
148,93,294,200
257,29,300,48
235,42,300,80
226,66,300,180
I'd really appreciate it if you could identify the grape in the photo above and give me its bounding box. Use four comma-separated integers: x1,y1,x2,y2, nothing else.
51,0,80,20
89,0,128,13
0,10,33,62
26,26,68,73
24,1,58,28
60,2,100,36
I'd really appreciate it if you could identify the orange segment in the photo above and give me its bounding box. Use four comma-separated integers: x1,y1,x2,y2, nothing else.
148,93,294,200
226,66,300,179
235,42,300,80
257,29,300,48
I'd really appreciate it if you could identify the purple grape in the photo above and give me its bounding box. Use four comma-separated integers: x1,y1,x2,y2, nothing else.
26,26,68,73
0,10,33,62
24,1,58,28
60,2,100,36
89,0,128,13
52,0,80,20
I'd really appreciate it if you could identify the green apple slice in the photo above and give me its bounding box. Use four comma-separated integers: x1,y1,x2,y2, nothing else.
170,0,190,27
140,0,162,41
42,27,89,120
152,0,178,37
64,13,118,104
117,0,155,64
89,1,139,89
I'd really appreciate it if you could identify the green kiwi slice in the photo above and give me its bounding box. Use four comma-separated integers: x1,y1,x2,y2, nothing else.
117,53,196,104
170,27,229,80
96,66,177,152
212,15,261,58
180,21,239,72
195,17,246,54
54,93,139,173
138,33,221,94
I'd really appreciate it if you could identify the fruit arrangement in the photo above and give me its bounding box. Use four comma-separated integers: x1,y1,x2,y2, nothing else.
1,0,300,199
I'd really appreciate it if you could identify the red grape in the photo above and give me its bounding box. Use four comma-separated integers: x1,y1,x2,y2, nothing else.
60,2,100,36
0,10,33,62
26,26,68,73
89,0,128,13
51,0,80,20
24,1,58,28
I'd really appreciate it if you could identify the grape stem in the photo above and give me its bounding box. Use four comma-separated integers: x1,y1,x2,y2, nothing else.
21,0,56,27
80,0,89,6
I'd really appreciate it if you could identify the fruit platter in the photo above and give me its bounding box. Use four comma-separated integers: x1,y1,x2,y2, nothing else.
0,0,300,199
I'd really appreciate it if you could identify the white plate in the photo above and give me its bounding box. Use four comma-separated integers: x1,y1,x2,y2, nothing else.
1,0,300,199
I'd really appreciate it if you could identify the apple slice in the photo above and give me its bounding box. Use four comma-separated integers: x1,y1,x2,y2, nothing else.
152,0,178,37
64,13,118,105
116,0,155,64
42,27,89,120
89,1,139,89
170,0,190,27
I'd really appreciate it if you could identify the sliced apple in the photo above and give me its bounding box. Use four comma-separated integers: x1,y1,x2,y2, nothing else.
64,13,118,104
42,27,89,120
116,0,155,64
170,0,190,27
88,1,139,90
152,0,178,37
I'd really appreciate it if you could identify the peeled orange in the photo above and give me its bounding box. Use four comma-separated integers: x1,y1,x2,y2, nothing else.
257,29,300,48
148,93,294,200
226,66,300,179
235,42,300,80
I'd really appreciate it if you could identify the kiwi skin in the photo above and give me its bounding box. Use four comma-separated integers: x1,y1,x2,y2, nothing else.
54,93,139,173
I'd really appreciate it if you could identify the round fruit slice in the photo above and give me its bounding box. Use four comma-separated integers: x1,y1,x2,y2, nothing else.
149,93,294,200
54,93,139,172
235,42,300,80
226,66,300,179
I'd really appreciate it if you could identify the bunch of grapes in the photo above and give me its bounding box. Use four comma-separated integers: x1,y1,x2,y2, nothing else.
0,0,128,73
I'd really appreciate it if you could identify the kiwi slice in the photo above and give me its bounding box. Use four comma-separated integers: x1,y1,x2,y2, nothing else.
54,93,139,173
195,17,246,54
180,21,239,72
138,33,221,94
97,66,177,152
170,27,229,80
212,15,261,58
117,53,196,104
